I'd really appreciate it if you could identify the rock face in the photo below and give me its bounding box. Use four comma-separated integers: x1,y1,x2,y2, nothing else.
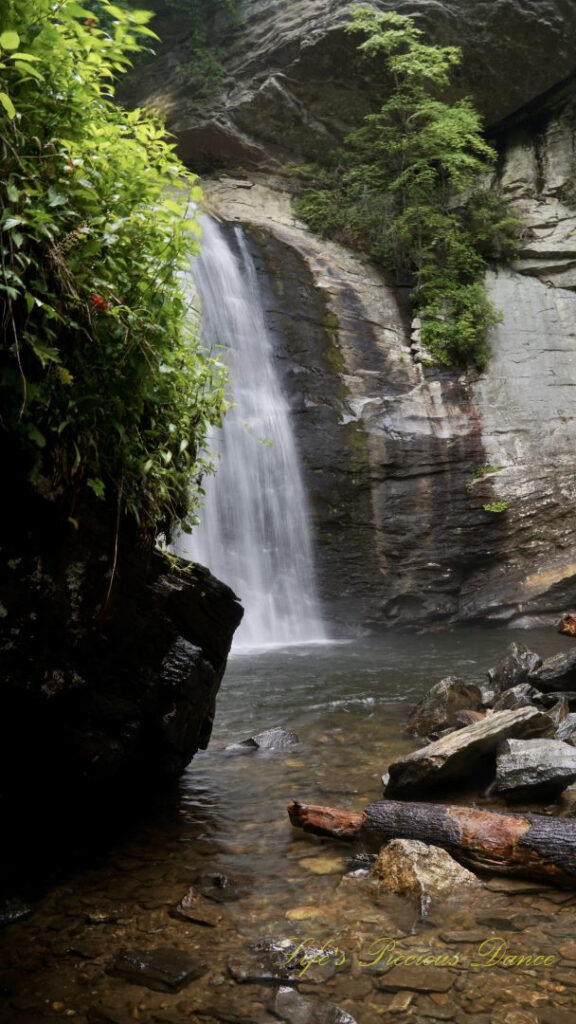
121,4,576,632
0,490,243,816
122,1,576,170
373,838,480,898
494,738,576,799
203,169,576,630
385,707,554,797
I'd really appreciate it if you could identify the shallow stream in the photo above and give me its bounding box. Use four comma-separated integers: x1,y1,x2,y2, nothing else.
2,629,576,1024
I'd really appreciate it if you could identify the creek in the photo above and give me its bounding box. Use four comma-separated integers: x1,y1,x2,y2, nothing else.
2,629,576,1023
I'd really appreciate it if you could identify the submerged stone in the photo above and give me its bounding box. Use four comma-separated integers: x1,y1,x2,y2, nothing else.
107,947,206,992
274,986,357,1024
170,885,222,927
229,726,300,751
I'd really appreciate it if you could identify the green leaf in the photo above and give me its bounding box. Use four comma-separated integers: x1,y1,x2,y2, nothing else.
0,91,16,118
87,477,106,499
12,60,43,81
25,424,46,448
2,216,24,230
0,30,20,51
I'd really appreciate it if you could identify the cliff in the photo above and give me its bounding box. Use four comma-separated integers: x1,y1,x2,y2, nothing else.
120,0,576,169
122,1,576,632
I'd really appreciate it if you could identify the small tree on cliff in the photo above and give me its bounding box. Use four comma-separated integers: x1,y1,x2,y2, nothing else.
296,7,519,368
0,0,226,539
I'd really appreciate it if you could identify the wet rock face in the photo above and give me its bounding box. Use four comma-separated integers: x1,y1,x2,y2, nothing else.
121,0,576,171
0,489,243,812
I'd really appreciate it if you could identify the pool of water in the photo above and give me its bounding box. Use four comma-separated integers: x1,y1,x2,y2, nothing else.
1,629,575,1023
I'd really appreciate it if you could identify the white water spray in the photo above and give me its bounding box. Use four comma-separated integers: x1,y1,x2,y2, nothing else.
177,217,327,650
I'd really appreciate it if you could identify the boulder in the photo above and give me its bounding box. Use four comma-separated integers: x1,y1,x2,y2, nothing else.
488,643,542,694
493,684,542,712
556,714,576,746
408,677,484,738
386,707,554,797
529,650,576,692
372,839,480,899
494,738,576,800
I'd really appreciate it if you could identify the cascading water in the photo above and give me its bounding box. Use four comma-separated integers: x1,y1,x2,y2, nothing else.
177,216,327,649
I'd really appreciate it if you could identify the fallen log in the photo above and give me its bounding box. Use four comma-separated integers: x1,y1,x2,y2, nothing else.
288,799,576,887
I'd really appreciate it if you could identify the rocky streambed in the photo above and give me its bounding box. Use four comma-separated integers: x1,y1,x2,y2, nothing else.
2,629,576,1024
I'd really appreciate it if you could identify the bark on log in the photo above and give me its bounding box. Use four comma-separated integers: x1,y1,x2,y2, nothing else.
287,799,576,887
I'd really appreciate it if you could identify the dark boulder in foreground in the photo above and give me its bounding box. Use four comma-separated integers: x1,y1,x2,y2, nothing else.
0,490,243,818
386,707,554,797
494,738,576,801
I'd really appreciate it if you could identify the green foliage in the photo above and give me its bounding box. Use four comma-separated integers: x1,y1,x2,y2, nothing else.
294,6,520,369
483,501,509,513
0,0,226,538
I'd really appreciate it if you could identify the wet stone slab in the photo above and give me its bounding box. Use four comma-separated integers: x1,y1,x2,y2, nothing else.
107,946,207,992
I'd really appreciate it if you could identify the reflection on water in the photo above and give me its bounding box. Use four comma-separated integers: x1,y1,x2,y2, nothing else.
1,629,575,1023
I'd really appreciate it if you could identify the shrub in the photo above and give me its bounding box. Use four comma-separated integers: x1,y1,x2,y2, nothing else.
0,0,226,540
294,7,520,369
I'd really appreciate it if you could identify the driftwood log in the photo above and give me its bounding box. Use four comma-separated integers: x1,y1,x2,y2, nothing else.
288,799,576,887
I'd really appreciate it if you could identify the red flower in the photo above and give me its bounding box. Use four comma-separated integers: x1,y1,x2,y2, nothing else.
90,294,109,312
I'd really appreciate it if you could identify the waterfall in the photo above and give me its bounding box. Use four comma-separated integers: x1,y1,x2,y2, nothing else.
177,217,327,650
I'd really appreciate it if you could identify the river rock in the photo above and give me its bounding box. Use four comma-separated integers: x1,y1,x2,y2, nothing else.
373,839,480,899
108,947,206,992
547,696,570,727
529,650,576,692
556,714,576,746
274,987,357,1024
386,707,555,796
408,677,484,738
232,726,300,751
494,738,576,800
493,683,542,712
488,643,542,694
170,885,222,927
559,613,576,637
